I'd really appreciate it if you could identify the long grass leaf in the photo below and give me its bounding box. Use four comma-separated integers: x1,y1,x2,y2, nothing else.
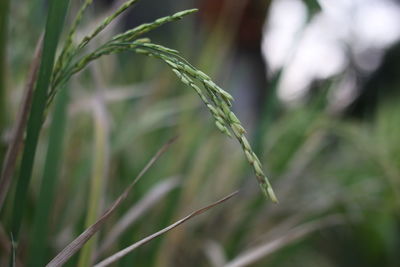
26,84,70,267
10,0,70,243
46,136,178,267
224,215,343,267
0,0,10,158
94,191,239,267
78,97,110,267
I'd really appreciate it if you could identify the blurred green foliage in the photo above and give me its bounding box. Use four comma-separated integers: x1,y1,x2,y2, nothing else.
0,0,399,266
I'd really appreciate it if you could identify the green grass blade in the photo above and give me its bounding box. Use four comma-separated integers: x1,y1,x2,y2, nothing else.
10,0,70,243
0,0,10,160
27,86,70,267
78,100,110,267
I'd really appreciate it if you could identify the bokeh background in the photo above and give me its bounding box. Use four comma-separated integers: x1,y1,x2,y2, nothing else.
1,0,400,266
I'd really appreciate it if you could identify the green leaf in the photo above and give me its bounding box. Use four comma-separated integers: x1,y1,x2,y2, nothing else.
27,86,70,267
0,0,10,160
10,0,70,245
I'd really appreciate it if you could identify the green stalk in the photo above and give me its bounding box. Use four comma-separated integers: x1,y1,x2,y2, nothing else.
0,0,10,161
27,86,70,267
10,0,70,243
78,101,109,267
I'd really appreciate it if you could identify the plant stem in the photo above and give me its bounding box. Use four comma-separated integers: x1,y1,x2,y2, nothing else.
78,98,109,267
0,0,10,162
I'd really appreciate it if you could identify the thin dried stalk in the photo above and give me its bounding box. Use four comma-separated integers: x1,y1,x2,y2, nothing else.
96,177,180,258
0,224,22,267
94,191,239,267
46,136,178,267
225,215,343,267
0,34,43,210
